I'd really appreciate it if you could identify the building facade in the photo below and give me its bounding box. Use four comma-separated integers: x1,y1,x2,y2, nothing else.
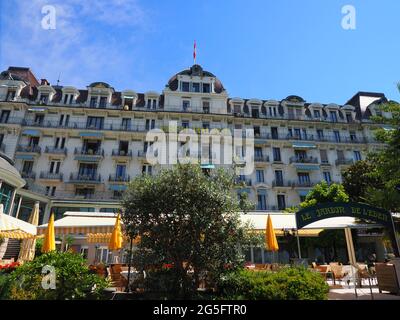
0,65,392,224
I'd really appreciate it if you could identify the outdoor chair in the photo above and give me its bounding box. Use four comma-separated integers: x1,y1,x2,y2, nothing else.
311,262,317,269
330,264,346,285
108,265,128,291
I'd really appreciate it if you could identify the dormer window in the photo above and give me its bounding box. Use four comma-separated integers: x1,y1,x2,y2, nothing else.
269,106,277,117
329,111,338,122
202,83,210,93
192,82,200,92
99,96,107,108
345,112,353,123
181,82,190,92
147,98,157,109
182,100,190,111
89,96,97,108
251,105,259,118
63,94,74,104
313,110,321,118
6,89,16,101
39,94,49,104
233,104,241,114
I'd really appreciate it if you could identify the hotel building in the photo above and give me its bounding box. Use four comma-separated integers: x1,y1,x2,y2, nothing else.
0,65,392,226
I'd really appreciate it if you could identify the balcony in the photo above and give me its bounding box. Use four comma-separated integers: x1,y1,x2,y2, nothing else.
137,150,147,158
16,145,41,154
21,171,36,179
109,174,130,183
335,158,354,166
286,134,315,141
289,156,319,164
74,148,104,161
44,146,67,156
292,180,316,188
111,149,133,158
254,155,269,163
272,180,292,188
39,172,63,181
69,173,102,183
235,178,252,186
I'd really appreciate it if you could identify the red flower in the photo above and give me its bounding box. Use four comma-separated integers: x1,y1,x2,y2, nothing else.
0,261,20,273
162,263,174,269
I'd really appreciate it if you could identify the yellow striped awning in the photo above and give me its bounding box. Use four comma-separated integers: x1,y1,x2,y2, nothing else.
87,233,140,244
37,225,114,236
0,230,44,240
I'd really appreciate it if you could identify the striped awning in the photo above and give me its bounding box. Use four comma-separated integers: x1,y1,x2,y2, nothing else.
109,184,127,191
0,230,43,239
87,233,140,244
79,132,103,138
15,154,35,160
294,164,320,171
292,142,317,149
37,225,114,236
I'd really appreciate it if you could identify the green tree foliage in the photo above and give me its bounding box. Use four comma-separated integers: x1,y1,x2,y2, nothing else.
121,164,260,299
217,267,329,300
5,251,108,300
300,181,349,209
342,160,384,202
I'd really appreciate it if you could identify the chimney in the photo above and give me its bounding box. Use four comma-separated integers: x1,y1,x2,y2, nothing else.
41,79,50,86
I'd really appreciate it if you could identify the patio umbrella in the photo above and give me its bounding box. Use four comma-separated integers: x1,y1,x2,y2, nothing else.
18,202,40,262
265,215,279,251
108,214,123,263
41,213,56,253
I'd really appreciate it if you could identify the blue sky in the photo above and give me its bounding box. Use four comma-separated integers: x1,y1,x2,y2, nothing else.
1,0,399,104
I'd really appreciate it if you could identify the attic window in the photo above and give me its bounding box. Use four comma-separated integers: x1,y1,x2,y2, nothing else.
181,82,190,92
6,89,16,101
39,94,49,104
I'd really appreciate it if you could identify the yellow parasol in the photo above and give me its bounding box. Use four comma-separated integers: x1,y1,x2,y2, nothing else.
265,215,279,251
41,213,56,253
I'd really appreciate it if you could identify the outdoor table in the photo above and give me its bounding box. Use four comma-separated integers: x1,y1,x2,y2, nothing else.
317,265,336,285
120,270,141,285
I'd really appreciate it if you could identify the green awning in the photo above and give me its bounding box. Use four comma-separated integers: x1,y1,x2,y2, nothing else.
294,164,320,171
79,132,103,138
298,190,310,196
22,129,40,136
109,184,127,191
201,164,215,169
292,142,317,149
15,154,35,160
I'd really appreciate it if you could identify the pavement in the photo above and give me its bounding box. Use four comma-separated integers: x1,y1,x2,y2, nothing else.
327,281,400,300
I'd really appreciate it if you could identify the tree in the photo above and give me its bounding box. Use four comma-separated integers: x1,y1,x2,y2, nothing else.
300,181,349,209
342,160,383,202
121,164,259,299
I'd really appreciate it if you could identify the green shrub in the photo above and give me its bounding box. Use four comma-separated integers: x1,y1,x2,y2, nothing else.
7,251,109,300
0,273,12,300
217,267,329,300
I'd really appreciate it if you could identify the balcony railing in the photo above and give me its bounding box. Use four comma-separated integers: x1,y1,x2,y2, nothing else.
292,180,316,188
21,171,36,179
235,178,252,186
289,156,319,164
335,158,354,166
254,155,269,162
111,149,133,157
109,174,131,182
44,146,67,155
74,148,104,157
39,172,63,181
272,180,292,187
69,173,102,183
16,145,41,153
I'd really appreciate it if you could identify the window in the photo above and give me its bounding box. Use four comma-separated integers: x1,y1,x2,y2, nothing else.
313,110,321,118
257,190,267,210
29,136,40,147
354,151,362,161
181,120,189,129
271,127,278,139
146,119,155,130
337,150,345,160
78,163,97,177
202,122,210,130
330,111,338,122
323,171,332,184
269,106,277,117
182,100,190,111
122,118,131,130
99,96,107,108
333,130,341,142
294,150,307,161
0,110,10,123
39,94,49,104
233,104,241,114
350,131,357,142
45,186,56,196
346,113,353,123
22,161,34,174
202,83,210,93
251,107,259,118
256,170,265,183
34,114,44,125
6,89,16,101
89,96,97,108
320,149,328,164
317,129,324,140
119,141,129,154
298,172,310,185
63,94,69,104
95,247,112,264
294,128,301,139
255,147,263,158
192,82,200,92
75,187,95,198
116,164,126,178
146,99,157,109
55,137,66,149
49,161,61,174
202,101,210,113
254,126,260,137
273,147,281,162
58,114,64,126
86,116,104,129
142,165,153,175
181,82,190,92
277,195,286,210
275,170,283,186
80,246,89,259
